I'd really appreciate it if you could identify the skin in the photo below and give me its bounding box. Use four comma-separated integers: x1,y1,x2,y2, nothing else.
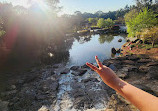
86,56,158,111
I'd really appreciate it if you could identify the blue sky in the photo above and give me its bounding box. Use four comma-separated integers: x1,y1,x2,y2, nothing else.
59,0,136,14
0,0,136,14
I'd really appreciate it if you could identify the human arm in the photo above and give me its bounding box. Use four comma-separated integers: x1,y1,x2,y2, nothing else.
86,56,158,111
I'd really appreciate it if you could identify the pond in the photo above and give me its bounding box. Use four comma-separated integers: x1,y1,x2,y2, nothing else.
67,34,126,66
0,34,126,92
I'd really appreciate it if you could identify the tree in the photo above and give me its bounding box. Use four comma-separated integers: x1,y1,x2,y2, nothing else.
125,8,158,37
141,27,158,47
97,18,105,28
104,18,115,28
88,18,97,26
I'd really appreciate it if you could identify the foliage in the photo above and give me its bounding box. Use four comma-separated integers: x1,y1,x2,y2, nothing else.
98,34,114,43
97,18,115,28
97,18,105,28
104,18,115,28
125,8,158,37
88,18,98,26
141,27,158,47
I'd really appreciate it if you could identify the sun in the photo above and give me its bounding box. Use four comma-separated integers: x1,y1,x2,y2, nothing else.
28,0,49,12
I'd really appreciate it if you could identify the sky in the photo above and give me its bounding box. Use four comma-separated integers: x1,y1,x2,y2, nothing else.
59,0,136,14
0,0,136,14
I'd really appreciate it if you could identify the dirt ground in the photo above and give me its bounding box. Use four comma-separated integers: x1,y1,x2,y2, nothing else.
122,42,158,60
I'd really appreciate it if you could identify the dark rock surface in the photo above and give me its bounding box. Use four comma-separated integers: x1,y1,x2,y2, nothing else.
0,54,157,111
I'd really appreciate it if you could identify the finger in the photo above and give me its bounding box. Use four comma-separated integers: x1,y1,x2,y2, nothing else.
86,62,98,71
95,56,103,68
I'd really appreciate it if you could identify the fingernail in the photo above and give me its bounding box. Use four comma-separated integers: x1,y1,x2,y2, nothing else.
86,62,89,65
95,56,98,58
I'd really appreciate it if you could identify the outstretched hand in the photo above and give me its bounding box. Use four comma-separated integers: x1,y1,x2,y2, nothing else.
86,56,120,89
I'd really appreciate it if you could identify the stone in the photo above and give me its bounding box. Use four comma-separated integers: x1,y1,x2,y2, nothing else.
81,78,100,83
122,60,135,65
116,48,121,53
139,65,149,73
137,59,151,63
81,64,89,68
118,39,122,42
10,85,16,90
126,39,130,42
70,66,80,70
147,66,158,79
60,68,70,74
0,100,9,111
116,71,129,79
127,55,140,61
52,64,59,68
111,48,116,54
71,69,87,76
109,64,117,71
146,62,158,67
38,106,49,111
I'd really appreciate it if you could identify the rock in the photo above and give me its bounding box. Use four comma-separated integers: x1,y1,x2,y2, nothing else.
132,39,140,43
139,65,149,73
10,85,16,90
127,55,140,61
71,69,87,76
146,62,158,67
38,106,49,111
111,48,116,54
71,89,85,98
137,59,151,63
52,64,59,68
122,60,135,65
116,71,129,79
128,66,138,72
70,66,80,70
81,64,89,68
0,100,9,111
81,78,100,83
51,70,55,75
126,39,130,42
147,66,158,79
118,39,122,42
60,68,70,74
115,48,121,53
109,64,117,71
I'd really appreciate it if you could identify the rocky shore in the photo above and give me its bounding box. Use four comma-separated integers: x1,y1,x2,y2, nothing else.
0,54,158,111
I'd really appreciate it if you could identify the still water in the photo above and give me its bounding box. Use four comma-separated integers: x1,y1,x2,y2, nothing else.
67,34,126,66
0,34,126,91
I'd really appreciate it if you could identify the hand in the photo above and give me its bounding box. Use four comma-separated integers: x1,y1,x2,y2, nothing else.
86,56,120,89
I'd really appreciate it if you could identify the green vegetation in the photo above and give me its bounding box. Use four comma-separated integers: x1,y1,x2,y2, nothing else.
97,18,105,28
97,18,115,28
141,27,158,47
125,8,158,37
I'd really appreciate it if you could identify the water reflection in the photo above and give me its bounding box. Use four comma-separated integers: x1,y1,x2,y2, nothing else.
98,34,114,44
67,34,126,66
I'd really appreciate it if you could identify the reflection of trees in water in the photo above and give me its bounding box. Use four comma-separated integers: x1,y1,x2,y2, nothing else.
76,35,92,44
98,34,114,44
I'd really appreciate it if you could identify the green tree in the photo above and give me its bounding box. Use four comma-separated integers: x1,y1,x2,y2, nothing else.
88,18,97,26
141,27,158,47
97,18,105,28
104,18,115,28
125,8,158,37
